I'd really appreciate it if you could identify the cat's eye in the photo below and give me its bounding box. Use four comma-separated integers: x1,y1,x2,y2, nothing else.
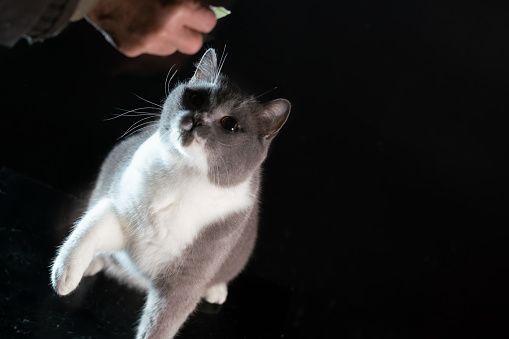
220,116,238,131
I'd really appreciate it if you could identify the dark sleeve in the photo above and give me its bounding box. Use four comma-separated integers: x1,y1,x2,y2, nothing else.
0,0,80,47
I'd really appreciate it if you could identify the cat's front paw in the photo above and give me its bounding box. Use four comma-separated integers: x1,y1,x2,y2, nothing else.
51,247,94,296
51,257,84,295
84,256,105,277
203,283,228,304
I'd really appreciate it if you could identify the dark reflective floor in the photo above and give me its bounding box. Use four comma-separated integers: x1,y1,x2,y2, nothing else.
0,168,291,338
2,0,509,338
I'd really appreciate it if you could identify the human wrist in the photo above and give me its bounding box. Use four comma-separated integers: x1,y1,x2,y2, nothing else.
70,0,98,21
26,0,81,41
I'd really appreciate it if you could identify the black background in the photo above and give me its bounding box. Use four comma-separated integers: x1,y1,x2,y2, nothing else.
1,0,509,338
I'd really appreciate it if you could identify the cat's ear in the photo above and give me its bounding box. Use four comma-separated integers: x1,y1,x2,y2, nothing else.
190,48,218,84
260,99,291,140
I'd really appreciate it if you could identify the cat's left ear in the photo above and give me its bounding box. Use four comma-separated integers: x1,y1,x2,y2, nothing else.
260,99,291,140
190,48,218,84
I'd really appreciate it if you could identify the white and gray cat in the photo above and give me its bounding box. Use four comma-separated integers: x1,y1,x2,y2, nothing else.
50,48,291,338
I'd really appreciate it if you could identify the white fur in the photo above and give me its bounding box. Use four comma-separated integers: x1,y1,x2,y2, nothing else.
52,198,125,295
52,128,254,295
114,131,254,279
203,282,228,304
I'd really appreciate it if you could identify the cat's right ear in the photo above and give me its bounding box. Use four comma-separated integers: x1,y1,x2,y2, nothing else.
190,48,218,84
260,99,291,140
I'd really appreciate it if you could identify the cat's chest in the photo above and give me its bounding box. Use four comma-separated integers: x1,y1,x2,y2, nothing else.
152,176,252,228
137,172,253,259
126,169,249,257
115,133,253,260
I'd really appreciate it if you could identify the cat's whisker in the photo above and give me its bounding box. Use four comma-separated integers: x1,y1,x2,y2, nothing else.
210,163,217,187
164,65,176,97
115,111,159,116
219,155,230,186
215,165,220,187
132,92,164,109
106,112,159,121
117,106,161,112
218,142,232,147
105,106,161,121
159,127,173,139
239,96,258,107
215,46,227,84
128,120,159,134
254,87,278,100
166,67,178,97
118,117,158,139
120,122,159,140
111,113,158,119
217,54,227,82
121,116,156,133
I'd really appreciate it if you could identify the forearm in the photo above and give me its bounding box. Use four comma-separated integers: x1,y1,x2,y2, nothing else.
0,0,93,47
1,0,221,56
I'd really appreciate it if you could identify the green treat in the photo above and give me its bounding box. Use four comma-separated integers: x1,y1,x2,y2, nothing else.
210,6,231,19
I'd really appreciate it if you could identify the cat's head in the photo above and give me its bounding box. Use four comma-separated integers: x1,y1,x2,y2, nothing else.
160,48,291,187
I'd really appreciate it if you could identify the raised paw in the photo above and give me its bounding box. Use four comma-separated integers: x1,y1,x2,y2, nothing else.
51,258,84,295
84,256,105,277
203,283,228,304
51,247,94,296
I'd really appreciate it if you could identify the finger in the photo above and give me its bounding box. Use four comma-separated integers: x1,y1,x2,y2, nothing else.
112,1,217,57
122,45,178,58
119,21,198,57
117,36,177,57
176,2,217,34
118,41,149,57
144,42,179,57
121,37,178,57
169,25,203,55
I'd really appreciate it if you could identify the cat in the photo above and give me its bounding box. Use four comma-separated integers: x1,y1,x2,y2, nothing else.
50,48,291,338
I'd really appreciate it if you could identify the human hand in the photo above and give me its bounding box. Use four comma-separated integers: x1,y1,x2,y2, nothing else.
87,0,217,57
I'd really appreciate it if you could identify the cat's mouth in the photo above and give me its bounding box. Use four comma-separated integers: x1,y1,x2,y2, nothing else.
178,112,204,147
178,128,197,147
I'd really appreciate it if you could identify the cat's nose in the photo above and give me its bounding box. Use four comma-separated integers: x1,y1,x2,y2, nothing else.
179,113,194,132
192,112,203,127
179,112,203,133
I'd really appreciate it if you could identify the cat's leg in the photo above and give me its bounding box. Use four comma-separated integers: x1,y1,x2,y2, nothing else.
51,198,125,295
136,259,232,337
136,284,204,339
83,254,106,276
101,252,150,292
203,282,228,304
